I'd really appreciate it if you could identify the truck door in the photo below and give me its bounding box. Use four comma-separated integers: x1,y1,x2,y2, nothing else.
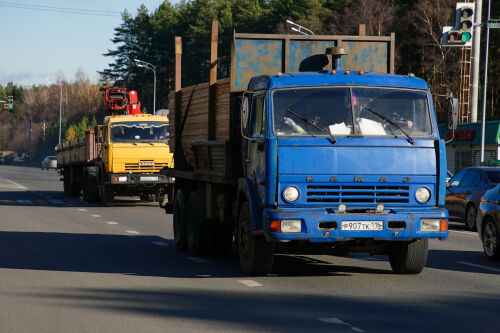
246,93,267,205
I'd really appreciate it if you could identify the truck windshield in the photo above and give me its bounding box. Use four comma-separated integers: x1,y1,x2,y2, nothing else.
272,87,432,137
110,122,169,143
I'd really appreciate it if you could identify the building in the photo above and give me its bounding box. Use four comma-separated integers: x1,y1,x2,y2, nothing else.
439,121,500,174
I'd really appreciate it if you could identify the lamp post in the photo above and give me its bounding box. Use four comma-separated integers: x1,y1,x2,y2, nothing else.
134,59,156,114
59,82,62,144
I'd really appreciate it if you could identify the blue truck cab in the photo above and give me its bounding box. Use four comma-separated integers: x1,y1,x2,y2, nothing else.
239,70,448,274
165,30,448,276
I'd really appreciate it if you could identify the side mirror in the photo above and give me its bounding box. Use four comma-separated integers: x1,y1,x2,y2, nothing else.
446,97,458,130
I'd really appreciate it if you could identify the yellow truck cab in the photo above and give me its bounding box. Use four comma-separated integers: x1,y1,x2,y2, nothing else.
57,113,174,206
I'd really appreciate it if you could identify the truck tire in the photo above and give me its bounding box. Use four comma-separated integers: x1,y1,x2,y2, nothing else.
237,201,274,276
83,168,99,203
173,188,190,251
186,191,213,256
99,185,114,207
388,239,428,274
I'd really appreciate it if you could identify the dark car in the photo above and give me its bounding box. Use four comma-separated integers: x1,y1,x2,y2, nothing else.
477,183,500,260
445,167,500,231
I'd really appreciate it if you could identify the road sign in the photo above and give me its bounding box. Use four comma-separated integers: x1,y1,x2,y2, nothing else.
488,19,500,28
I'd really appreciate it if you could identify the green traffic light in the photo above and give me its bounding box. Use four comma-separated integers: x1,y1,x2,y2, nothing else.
8,104,13,109
461,32,471,42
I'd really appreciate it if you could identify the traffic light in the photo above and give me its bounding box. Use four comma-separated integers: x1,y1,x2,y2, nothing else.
443,2,475,47
4,96,13,110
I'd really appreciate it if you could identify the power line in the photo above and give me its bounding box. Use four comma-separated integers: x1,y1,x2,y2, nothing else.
0,1,122,17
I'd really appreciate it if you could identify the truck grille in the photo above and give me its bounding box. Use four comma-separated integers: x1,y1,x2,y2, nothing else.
306,184,409,204
125,160,169,172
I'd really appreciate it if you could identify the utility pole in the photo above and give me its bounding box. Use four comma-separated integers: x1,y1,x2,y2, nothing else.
59,82,62,144
480,0,492,163
470,0,483,122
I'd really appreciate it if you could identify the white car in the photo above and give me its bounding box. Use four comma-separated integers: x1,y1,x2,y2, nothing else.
41,156,57,169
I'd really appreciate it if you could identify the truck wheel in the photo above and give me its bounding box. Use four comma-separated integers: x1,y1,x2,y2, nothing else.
63,174,70,195
482,218,500,261
99,185,114,207
388,239,428,274
173,188,190,251
186,191,213,256
237,201,274,276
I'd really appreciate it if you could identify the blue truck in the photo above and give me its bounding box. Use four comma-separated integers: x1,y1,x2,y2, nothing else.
162,28,448,275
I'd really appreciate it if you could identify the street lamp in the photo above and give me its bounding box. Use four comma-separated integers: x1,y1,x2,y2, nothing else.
134,59,156,114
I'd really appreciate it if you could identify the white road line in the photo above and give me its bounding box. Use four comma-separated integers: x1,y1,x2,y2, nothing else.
126,230,140,234
238,280,262,287
91,214,102,218
457,261,500,273
106,221,118,225
317,318,364,332
152,241,168,246
77,208,87,211
17,200,33,205
450,230,476,235
0,179,28,190
188,257,210,263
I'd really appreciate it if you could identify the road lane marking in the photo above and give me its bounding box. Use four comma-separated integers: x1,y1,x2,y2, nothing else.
457,261,500,273
17,200,33,205
91,214,102,218
318,318,364,332
450,230,476,235
0,179,28,190
188,257,210,263
77,208,87,211
238,280,262,287
106,221,118,225
152,241,168,246
126,230,140,234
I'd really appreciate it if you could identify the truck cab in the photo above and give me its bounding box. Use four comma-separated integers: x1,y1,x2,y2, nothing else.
239,70,448,273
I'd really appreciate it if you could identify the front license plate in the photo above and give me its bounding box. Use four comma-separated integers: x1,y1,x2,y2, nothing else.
341,221,383,231
140,176,159,181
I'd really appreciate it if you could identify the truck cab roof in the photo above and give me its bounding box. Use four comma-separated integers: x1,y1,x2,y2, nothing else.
248,70,429,91
105,114,169,124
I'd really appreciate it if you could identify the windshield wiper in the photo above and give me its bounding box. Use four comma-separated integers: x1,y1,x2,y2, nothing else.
361,107,414,144
286,109,337,144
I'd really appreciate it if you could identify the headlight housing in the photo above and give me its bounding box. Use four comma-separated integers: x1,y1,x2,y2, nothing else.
283,186,300,203
415,187,431,203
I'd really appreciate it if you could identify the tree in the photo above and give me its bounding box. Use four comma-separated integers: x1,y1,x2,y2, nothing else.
66,125,76,141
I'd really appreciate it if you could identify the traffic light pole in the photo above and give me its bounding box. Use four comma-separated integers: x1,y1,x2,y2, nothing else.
470,0,483,123
479,0,491,163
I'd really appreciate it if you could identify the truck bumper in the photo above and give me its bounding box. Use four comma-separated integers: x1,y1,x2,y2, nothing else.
262,207,448,242
105,173,174,191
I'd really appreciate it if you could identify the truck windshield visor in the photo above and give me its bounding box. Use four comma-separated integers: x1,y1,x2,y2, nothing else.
272,87,432,137
110,122,169,143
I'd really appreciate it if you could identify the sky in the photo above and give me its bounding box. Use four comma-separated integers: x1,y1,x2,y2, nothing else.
0,0,179,87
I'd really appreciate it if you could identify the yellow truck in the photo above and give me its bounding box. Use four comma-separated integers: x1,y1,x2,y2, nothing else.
56,113,174,205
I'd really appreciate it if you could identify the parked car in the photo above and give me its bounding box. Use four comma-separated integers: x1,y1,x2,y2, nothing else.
41,156,57,170
445,167,500,231
477,183,500,260
447,170,453,182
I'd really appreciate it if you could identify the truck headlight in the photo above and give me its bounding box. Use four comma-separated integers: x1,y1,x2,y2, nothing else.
415,187,431,203
421,219,441,232
118,176,128,182
283,186,300,203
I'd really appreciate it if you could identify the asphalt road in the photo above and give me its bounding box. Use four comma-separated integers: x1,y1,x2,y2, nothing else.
1,164,499,333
